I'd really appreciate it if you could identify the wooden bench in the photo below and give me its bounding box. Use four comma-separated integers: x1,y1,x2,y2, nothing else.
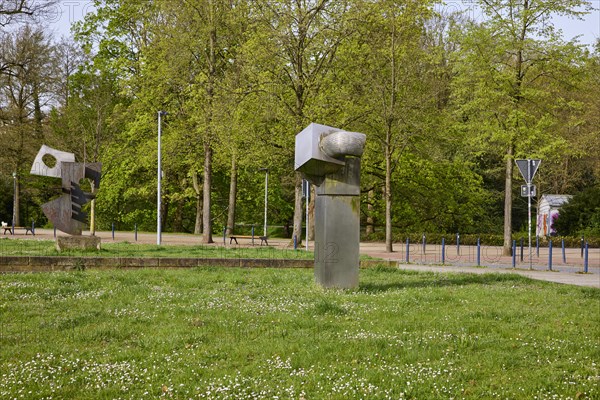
2,226,35,235
228,235,269,246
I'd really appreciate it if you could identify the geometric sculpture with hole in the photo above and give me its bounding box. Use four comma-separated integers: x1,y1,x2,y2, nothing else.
30,145,101,235
295,123,366,289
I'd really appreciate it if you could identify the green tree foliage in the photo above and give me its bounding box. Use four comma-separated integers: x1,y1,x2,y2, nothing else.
0,25,56,225
553,186,600,236
351,0,436,252
250,0,355,244
450,0,594,253
2,0,597,242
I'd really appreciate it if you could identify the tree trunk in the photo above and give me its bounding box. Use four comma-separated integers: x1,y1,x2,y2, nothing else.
503,2,526,255
385,23,397,253
201,0,216,244
366,189,374,236
13,176,20,226
202,142,213,243
33,87,43,138
90,199,96,235
89,180,96,235
195,195,203,235
385,141,393,252
161,198,169,232
226,156,238,236
292,172,303,246
173,198,184,232
503,144,514,256
308,185,315,241
192,171,202,234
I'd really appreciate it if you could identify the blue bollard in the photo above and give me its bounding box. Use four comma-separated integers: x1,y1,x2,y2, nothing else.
536,235,539,257
112,222,115,240
520,238,524,262
561,239,566,264
251,226,255,246
584,242,589,273
135,223,138,242
223,227,226,245
54,226,56,238
422,233,426,255
477,237,481,266
31,220,35,235
512,240,516,268
442,237,445,264
548,240,553,271
293,235,297,250
581,236,584,258
406,238,410,263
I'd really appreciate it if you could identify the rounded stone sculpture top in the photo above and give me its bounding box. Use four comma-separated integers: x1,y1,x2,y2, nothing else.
320,131,366,159
295,123,367,186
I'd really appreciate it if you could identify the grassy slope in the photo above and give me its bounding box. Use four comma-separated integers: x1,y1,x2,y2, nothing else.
1,267,598,399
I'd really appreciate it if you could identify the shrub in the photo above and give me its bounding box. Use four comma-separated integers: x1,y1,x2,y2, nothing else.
553,186,600,236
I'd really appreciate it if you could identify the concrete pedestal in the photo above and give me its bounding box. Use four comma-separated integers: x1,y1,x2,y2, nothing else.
314,158,361,289
56,235,101,252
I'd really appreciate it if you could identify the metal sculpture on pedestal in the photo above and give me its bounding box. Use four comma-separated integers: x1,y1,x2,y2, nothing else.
30,145,101,236
295,123,366,289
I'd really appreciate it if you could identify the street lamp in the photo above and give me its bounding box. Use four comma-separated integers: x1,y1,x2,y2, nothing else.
258,168,269,237
157,111,167,245
12,172,16,233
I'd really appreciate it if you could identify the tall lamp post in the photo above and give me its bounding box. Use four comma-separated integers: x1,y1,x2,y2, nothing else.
258,168,269,237
157,111,167,245
12,172,16,233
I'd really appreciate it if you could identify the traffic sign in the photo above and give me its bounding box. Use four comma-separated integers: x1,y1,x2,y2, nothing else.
521,184,536,197
516,159,541,184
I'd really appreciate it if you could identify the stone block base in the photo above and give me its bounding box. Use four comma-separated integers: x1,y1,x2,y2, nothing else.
56,235,101,252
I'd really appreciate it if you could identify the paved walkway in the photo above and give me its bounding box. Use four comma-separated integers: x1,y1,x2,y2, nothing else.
395,264,599,288
3,229,599,288
360,241,600,288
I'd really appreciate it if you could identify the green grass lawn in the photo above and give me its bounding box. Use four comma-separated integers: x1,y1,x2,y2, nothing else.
0,239,314,259
1,267,598,399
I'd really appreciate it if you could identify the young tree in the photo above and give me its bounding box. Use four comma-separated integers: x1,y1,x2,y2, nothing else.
54,37,84,108
253,0,352,245
0,0,58,28
451,0,593,255
0,25,56,225
338,0,435,252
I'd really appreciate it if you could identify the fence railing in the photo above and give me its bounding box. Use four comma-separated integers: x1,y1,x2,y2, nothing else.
392,236,596,273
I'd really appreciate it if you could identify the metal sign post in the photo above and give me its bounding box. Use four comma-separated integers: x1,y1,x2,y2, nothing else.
516,159,541,270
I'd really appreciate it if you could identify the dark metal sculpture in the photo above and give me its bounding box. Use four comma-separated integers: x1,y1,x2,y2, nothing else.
295,123,366,289
30,145,101,235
